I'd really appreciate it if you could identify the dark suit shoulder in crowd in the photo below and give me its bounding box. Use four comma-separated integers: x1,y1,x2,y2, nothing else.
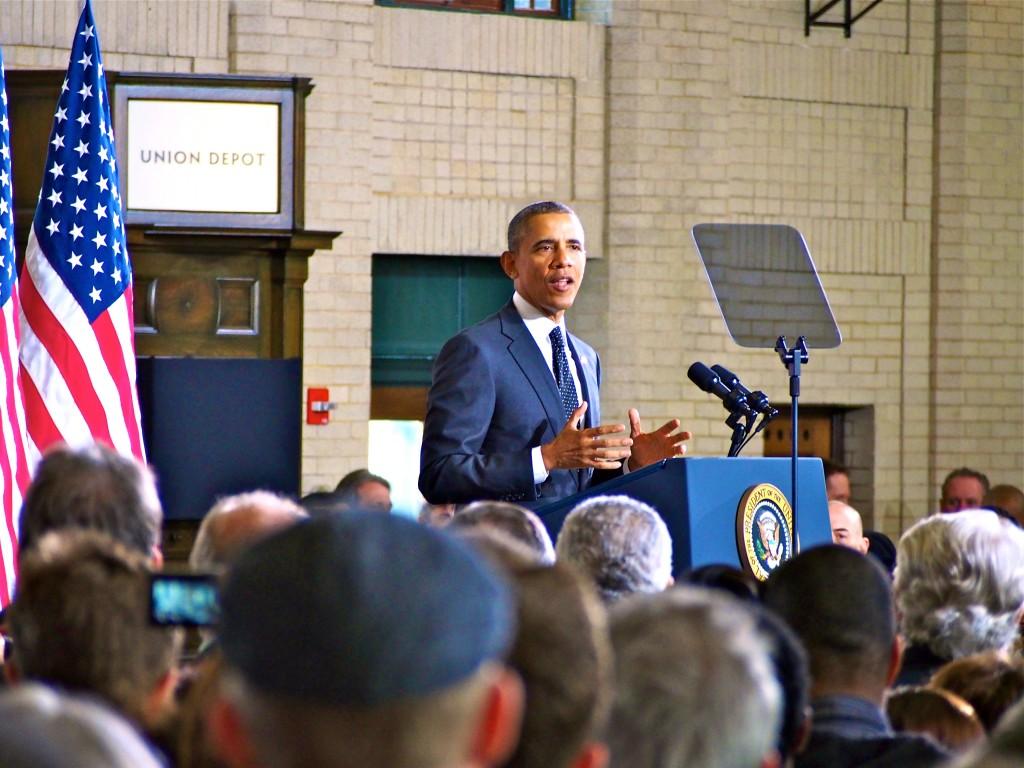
795,695,949,768
893,643,950,688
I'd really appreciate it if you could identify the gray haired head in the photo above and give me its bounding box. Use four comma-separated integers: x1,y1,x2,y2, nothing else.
556,495,673,603
449,500,555,565
189,489,307,572
896,510,1024,660
0,684,164,768
606,587,782,768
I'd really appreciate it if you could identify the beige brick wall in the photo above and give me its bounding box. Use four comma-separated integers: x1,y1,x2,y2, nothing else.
594,0,942,536
228,0,378,492
370,8,606,257
1,1,229,71
3,0,1021,529
931,0,1023,503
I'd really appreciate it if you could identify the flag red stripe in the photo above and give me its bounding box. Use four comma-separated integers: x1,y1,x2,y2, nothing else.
93,309,143,459
0,307,24,552
19,269,114,447
19,362,63,458
7,288,30,495
0,308,18,606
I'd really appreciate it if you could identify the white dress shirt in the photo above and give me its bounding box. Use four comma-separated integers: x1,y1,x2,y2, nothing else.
512,292,583,484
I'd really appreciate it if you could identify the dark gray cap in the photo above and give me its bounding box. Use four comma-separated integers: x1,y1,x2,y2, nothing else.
219,511,514,707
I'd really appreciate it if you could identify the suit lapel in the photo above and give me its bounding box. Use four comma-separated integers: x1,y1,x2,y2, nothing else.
566,334,599,429
499,302,565,434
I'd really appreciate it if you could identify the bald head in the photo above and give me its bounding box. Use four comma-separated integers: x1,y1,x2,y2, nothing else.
985,485,1024,527
828,501,868,555
190,491,307,571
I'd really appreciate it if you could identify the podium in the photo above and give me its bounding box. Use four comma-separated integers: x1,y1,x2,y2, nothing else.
536,457,832,578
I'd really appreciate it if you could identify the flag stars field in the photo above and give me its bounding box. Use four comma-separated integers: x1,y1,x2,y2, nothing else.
18,0,145,476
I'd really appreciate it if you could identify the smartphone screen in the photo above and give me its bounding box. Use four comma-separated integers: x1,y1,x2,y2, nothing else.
149,573,220,627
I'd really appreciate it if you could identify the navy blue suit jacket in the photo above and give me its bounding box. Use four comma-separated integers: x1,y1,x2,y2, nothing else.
419,300,605,505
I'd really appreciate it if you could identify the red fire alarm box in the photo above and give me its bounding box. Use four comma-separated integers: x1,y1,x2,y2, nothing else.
306,387,334,425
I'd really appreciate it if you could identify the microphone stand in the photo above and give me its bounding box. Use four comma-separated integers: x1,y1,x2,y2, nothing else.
775,335,808,554
726,410,747,458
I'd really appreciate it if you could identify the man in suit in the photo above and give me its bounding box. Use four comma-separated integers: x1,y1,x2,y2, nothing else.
419,201,689,506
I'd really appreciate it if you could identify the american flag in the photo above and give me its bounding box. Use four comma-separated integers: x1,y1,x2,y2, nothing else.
19,0,145,462
0,52,31,605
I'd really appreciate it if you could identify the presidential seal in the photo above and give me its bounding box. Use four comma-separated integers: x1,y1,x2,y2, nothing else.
736,483,794,582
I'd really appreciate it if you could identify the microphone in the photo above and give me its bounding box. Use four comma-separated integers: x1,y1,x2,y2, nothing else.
687,362,753,415
711,364,777,417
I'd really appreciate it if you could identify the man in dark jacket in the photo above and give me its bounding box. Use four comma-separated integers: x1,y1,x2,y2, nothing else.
763,545,948,768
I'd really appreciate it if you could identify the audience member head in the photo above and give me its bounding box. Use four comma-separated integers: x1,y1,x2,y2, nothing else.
457,526,548,570
211,512,522,768
930,651,1024,732
885,686,984,753
500,561,612,768
828,500,869,554
334,469,392,512
947,699,1024,768
865,529,897,576
19,442,162,563
606,587,782,768
419,502,456,527
556,495,672,603
449,501,555,564
940,468,990,513
0,683,165,768
189,491,307,573
823,460,850,504
748,604,812,765
984,484,1024,528
8,530,182,729
895,510,1024,661
679,563,760,603
763,545,897,703
299,490,348,517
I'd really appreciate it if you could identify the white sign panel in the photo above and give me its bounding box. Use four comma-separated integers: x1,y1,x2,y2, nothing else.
126,100,280,214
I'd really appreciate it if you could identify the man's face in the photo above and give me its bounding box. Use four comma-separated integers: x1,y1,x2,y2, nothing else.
500,212,586,323
941,476,986,512
425,503,456,526
828,500,868,554
825,472,851,504
356,481,392,513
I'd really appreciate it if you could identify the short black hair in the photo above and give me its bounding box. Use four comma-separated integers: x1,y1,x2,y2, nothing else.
506,201,576,252
334,469,390,503
679,564,760,603
865,530,897,576
763,545,894,688
19,443,161,558
942,467,990,499
822,459,848,480
300,490,348,518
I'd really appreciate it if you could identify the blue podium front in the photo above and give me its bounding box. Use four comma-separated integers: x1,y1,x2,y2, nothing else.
536,457,832,577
